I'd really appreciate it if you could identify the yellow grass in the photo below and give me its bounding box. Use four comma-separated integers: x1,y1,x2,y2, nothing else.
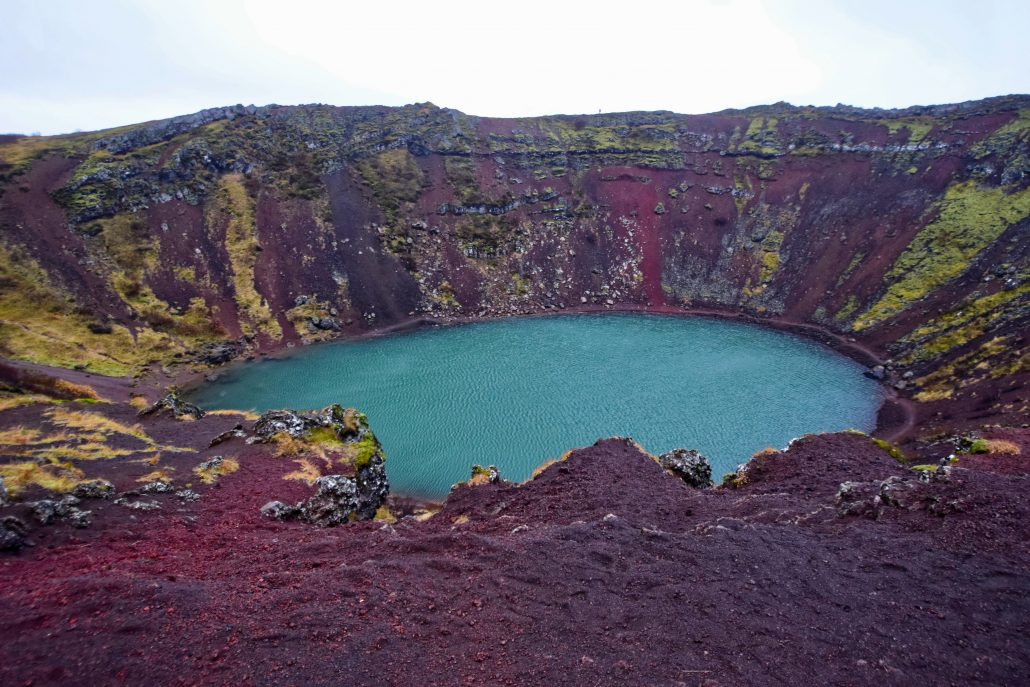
0,427,42,445
0,394,55,412
194,457,239,484
33,444,134,462
0,461,84,496
981,439,1021,455
45,408,153,444
137,468,175,483
283,457,321,484
206,408,260,421
52,379,102,401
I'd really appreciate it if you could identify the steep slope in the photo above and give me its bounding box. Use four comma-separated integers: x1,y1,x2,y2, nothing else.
0,98,1028,437
1,429,1028,686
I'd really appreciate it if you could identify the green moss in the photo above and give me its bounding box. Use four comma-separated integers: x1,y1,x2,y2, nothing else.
834,295,859,323
758,230,784,283
971,109,1030,159
455,215,515,257
883,118,934,145
305,426,345,447
854,181,1030,330
209,174,282,339
444,156,489,205
351,435,380,472
913,335,1023,400
286,298,341,343
968,439,990,454
871,437,907,464
899,284,1029,364
836,251,865,287
356,149,424,220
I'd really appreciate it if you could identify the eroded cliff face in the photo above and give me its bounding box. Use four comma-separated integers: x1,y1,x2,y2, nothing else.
0,98,1027,429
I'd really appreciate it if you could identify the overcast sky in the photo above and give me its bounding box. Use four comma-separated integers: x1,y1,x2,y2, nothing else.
3,0,1029,135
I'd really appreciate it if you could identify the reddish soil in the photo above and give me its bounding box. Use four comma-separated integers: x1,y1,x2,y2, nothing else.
1,409,1028,686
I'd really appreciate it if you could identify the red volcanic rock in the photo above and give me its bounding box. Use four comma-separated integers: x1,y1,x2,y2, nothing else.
1,423,1028,686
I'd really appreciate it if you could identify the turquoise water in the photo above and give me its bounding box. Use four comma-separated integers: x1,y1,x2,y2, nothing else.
188,314,883,498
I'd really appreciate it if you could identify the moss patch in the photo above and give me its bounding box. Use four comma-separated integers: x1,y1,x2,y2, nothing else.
209,174,281,339
854,181,1030,330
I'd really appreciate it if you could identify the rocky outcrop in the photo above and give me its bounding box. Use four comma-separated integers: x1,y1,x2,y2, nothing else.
72,479,115,500
256,404,390,525
251,405,361,441
139,388,205,420
657,448,713,487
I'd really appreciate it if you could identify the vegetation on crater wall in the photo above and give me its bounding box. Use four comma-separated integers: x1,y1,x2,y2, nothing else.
913,335,1026,401
853,181,1030,330
357,149,425,220
0,242,199,375
897,283,1028,364
208,174,282,339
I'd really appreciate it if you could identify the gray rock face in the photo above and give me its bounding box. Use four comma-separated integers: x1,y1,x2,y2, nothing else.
301,475,361,527
254,405,389,526
94,104,262,155
658,448,714,488
0,476,8,506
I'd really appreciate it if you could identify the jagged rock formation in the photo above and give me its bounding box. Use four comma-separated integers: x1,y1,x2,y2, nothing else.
253,405,390,524
0,97,1027,437
657,447,714,487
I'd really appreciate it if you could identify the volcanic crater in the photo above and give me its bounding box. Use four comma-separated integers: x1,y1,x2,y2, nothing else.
0,96,1028,685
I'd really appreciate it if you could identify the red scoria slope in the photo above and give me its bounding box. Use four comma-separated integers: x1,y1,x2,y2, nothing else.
0,387,1028,686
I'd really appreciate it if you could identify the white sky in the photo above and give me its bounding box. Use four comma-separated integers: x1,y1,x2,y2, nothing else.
2,0,1028,135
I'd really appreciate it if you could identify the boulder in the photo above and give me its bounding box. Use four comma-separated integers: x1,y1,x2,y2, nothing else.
0,516,27,551
194,340,244,366
865,365,886,381
299,475,361,527
175,490,201,503
72,479,115,500
467,464,502,487
138,480,175,495
261,500,300,520
0,476,8,506
658,448,714,488
254,405,389,524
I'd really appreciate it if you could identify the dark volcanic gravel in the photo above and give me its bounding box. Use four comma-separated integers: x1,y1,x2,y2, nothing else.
1,429,1028,686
